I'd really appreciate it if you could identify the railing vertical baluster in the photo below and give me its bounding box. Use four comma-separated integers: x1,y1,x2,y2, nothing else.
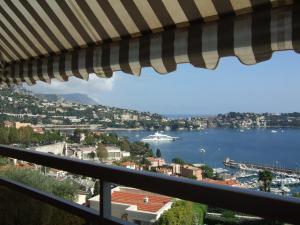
100,180,112,221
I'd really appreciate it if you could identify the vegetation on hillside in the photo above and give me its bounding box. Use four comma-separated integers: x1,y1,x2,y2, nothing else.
0,126,63,146
0,168,84,225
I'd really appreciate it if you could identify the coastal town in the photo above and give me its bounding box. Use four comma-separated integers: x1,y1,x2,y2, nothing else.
1,118,300,224
1,86,300,224
1,87,300,133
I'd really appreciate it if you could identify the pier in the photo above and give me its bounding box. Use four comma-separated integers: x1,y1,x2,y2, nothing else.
224,158,300,176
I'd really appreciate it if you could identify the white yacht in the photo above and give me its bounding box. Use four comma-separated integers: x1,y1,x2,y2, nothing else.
271,130,278,133
141,132,179,142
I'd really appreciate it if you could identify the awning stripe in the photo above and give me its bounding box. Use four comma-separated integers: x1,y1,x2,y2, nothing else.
66,1,102,43
162,1,189,26
252,6,272,62
119,39,132,75
202,22,219,69
75,0,111,43
97,0,130,38
271,8,293,51
0,32,23,60
0,2,42,57
178,0,202,22
128,39,141,75
217,16,235,57
0,43,14,62
150,35,168,74
161,30,176,72
21,1,72,49
13,0,61,53
102,45,113,77
0,19,32,58
139,36,151,68
213,0,235,16
0,1,299,86
195,0,218,21
109,0,140,37
121,0,150,35
188,24,205,67
56,0,95,44
234,14,256,65
148,1,175,29
133,0,163,32
2,0,49,55
293,3,300,52
174,29,188,64
36,0,78,48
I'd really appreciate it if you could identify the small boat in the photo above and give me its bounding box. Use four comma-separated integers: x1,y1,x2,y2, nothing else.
199,148,206,153
240,129,244,132
271,130,278,133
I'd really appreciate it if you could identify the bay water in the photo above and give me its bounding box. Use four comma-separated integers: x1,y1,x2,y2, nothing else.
113,128,300,169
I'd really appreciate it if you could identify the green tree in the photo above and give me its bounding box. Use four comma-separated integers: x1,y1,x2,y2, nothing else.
258,170,273,192
119,139,130,152
200,165,214,179
293,192,300,198
89,151,96,160
0,168,84,225
84,134,96,145
155,201,206,225
172,158,185,165
93,180,100,196
96,143,108,162
18,126,33,145
140,157,151,170
8,127,18,143
156,148,162,158
0,127,10,144
0,156,10,166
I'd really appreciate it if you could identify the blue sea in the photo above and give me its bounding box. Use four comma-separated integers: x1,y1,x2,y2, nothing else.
113,128,300,169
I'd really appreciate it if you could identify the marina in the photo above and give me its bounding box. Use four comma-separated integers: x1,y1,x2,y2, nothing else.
224,158,300,177
224,158,300,195
114,129,300,195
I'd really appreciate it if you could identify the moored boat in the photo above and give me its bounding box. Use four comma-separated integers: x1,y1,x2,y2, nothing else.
141,132,179,142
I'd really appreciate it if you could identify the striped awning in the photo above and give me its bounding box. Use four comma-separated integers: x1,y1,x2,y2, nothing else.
0,0,299,86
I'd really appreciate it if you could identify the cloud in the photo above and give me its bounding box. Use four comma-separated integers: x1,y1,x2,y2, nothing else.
25,73,118,103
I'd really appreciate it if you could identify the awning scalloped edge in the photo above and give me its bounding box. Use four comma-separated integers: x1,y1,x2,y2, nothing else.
1,5,299,87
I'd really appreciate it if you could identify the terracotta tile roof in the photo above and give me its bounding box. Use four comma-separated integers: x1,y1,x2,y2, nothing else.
120,161,136,167
202,178,240,186
15,163,35,169
112,191,171,213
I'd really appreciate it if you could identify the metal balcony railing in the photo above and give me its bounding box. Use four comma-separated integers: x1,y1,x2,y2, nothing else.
1,144,300,225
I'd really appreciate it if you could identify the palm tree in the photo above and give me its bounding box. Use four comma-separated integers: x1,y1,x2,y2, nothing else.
258,170,273,192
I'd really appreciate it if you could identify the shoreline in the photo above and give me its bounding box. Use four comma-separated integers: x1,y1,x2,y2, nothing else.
98,127,145,131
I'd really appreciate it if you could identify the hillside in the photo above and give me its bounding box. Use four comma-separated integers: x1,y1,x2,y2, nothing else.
0,87,164,129
36,93,98,105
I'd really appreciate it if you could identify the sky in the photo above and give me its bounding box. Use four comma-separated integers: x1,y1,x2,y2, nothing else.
26,51,300,115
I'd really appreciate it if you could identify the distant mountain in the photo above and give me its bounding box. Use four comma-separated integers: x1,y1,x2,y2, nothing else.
36,93,98,105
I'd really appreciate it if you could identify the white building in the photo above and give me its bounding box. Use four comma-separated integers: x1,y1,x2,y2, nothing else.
68,146,96,160
121,113,138,121
88,187,173,225
33,142,66,155
106,146,130,161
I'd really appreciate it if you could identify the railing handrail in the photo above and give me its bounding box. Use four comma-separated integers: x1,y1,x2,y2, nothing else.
1,144,300,224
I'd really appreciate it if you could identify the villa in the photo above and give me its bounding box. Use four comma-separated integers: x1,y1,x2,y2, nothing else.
89,187,172,225
106,146,130,161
